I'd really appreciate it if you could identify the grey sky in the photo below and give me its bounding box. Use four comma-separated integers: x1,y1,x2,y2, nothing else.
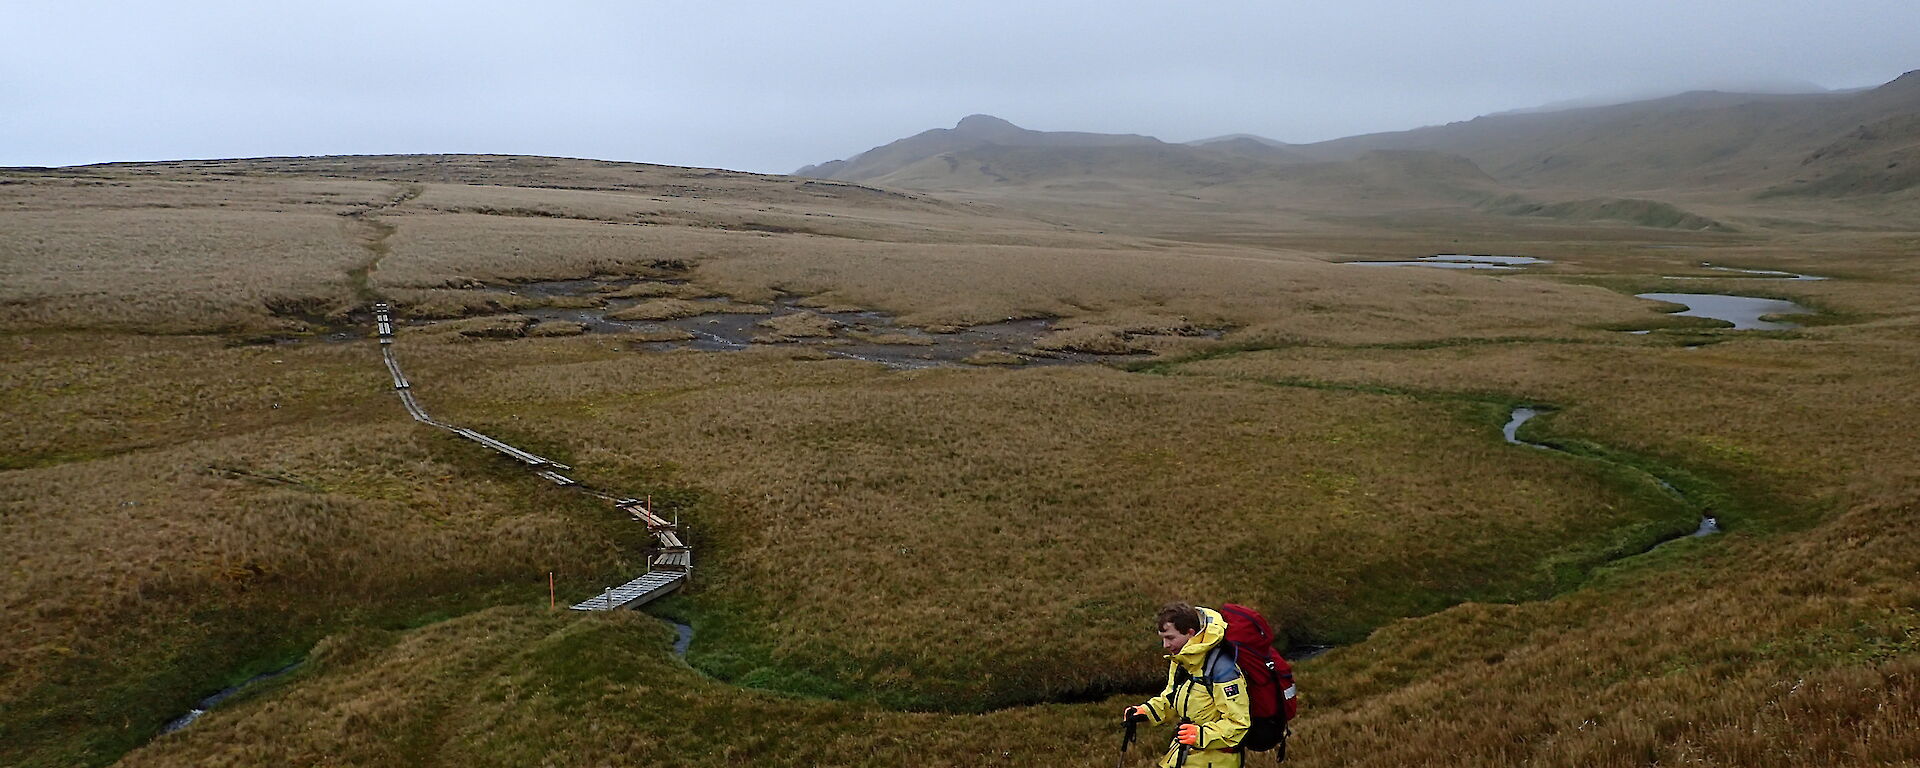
4,1,1916,174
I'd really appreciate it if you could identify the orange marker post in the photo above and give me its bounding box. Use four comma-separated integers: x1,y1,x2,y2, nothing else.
549,571,556,610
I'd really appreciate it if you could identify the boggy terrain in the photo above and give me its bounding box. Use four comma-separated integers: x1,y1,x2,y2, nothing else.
2,153,1917,767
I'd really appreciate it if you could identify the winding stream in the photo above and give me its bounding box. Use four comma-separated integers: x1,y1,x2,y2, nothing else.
1667,263,1828,281
1502,406,1713,536
671,620,694,657
1502,407,1547,447
159,662,302,734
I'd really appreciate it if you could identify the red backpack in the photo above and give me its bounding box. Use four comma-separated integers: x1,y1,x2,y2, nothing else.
1219,603,1297,756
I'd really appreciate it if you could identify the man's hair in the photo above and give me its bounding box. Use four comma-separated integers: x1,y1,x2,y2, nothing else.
1156,603,1202,634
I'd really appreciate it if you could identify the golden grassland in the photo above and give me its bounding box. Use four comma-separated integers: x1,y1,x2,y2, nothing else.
0,177,387,332
2,155,1917,766
117,607,1125,768
380,333,1693,707
0,330,655,763
1175,334,1920,509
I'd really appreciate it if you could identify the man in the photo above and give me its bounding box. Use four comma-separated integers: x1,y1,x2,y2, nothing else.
1125,603,1252,767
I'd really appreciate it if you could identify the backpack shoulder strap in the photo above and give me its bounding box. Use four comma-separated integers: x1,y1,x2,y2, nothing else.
1200,641,1242,685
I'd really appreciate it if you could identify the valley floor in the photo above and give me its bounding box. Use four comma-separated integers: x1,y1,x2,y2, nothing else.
1,157,1915,766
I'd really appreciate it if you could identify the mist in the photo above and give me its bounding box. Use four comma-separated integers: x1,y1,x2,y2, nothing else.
3,0,1915,173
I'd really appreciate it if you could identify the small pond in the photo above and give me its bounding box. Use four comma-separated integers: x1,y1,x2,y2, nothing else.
1345,254,1551,270
1634,293,1814,331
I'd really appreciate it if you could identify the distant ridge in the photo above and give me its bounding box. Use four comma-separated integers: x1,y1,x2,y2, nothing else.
792,70,1920,200
1488,78,1832,117
1186,133,1293,148
1293,70,1920,194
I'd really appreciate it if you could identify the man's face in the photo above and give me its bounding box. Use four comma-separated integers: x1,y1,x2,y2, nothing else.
1159,623,1197,654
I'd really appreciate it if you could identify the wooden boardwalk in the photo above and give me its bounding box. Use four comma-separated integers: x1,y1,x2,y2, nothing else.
373,303,689,611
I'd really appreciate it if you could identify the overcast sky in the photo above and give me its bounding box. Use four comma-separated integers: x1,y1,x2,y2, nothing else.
5,1,1916,173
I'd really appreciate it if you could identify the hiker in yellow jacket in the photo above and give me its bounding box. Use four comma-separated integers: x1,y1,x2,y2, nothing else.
1124,604,1252,767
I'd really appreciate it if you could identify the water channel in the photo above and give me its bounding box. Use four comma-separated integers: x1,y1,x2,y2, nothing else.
1502,407,1715,536
1666,262,1828,281
159,662,302,734
671,620,694,657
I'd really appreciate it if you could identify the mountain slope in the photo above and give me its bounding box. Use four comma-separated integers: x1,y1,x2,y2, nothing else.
1762,111,1920,197
1299,70,1920,193
795,71,1920,201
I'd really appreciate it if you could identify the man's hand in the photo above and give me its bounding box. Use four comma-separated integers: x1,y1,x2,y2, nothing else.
1123,705,1149,723
1176,723,1200,746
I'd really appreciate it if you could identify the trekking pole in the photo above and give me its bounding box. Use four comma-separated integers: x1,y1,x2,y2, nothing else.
1118,711,1144,768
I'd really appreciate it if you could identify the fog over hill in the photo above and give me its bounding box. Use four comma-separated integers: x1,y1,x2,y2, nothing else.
796,70,1920,201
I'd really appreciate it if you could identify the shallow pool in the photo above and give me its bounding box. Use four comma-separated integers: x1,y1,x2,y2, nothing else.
1634,293,1813,331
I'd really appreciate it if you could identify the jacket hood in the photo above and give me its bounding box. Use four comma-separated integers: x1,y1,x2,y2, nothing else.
1168,606,1227,673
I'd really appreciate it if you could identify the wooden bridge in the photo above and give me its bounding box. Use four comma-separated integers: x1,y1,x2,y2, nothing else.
373,303,689,611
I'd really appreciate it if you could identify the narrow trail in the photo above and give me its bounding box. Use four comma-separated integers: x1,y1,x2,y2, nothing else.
344,185,421,306
155,303,698,737
372,303,691,610
346,183,690,610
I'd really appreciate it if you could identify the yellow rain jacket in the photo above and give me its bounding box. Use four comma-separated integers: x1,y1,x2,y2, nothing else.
1138,606,1252,768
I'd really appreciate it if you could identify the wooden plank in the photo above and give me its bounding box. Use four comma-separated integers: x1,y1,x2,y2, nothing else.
567,572,685,611
376,304,693,615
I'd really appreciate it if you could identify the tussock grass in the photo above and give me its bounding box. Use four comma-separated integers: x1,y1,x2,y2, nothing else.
1032,326,1149,354
753,310,839,341
0,332,651,765
962,350,1026,365
845,330,936,346
418,313,535,339
1295,491,1920,768
601,281,716,299
604,298,769,322
386,288,568,320
525,320,586,337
